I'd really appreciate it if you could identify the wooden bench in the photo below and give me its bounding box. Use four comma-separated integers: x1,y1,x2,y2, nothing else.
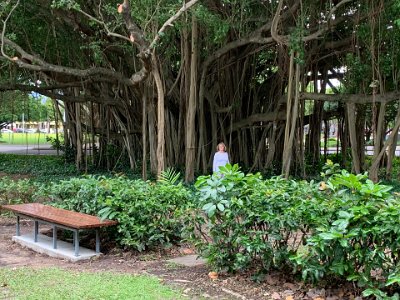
1,203,117,257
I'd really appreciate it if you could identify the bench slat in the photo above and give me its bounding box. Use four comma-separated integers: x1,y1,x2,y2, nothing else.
1,203,117,229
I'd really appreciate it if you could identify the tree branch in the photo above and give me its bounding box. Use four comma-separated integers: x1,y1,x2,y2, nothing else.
271,0,357,45
74,6,131,43
0,83,123,107
301,91,400,104
2,37,134,86
270,0,287,45
1,0,20,60
149,0,200,49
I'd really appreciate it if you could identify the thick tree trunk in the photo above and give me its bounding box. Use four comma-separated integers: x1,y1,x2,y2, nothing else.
370,103,400,182
148,99,158,175
346,102,361,173
178,27,190,166
152,56,166,178
265,123,278,169
356,105,366,171
250,126,270,172
386,131,398,180
339,116,349,168
185,16,198,182
74,101,83,170
142,88,148,180
307,68,324,167
282,52,300,178
369,102,386,180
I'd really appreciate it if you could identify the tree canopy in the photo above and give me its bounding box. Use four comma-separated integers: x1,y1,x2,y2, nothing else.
1,0,399,181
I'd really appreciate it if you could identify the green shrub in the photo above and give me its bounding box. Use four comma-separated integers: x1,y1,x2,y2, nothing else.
291,170,400,299
188,163,400,298
0,176,41,206
42,174,193,251
0,154,79,182
41,175,106,214
185,164,326,274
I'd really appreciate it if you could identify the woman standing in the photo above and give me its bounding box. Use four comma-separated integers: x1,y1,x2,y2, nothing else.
213,142,230,173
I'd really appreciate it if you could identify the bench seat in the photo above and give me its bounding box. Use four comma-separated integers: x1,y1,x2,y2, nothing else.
1,203,117,258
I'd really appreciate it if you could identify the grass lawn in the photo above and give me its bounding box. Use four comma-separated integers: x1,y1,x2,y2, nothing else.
0,133,56,145
320,138,340,148
0,267,183,300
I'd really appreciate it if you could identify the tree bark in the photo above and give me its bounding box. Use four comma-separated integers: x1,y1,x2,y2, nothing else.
369,102,386,180
346,102,361,173
142,87,148,180
370,103,400,182
152,56,165,178
185,16,198,182
148,98,158,175
282,51,300,178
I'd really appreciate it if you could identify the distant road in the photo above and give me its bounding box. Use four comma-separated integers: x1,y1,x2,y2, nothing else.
0,145,62,155
324,146,400,156
1,144,400,157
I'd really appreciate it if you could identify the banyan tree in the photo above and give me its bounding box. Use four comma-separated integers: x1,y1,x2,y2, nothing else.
1,0,400,182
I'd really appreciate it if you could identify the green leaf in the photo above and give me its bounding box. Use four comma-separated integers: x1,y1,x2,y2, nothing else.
319,232,338,240
202,202,214,211
217,203,225,212
386,274,400,286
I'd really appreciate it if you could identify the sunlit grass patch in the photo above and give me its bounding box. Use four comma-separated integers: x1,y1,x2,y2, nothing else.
0,267,183,300
0,133,56,145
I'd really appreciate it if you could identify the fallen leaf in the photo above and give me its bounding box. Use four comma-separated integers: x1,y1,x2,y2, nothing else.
283,282,298,290
271,292,281,300
182,248,194,255
337,290,345,297
266,274,279,285
283,290,294,296
208,271,218,280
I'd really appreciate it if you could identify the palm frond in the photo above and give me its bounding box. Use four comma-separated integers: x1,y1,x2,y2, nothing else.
158,168,181,185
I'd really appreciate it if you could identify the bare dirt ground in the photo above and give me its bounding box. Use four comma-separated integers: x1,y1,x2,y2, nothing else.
0,217,360,300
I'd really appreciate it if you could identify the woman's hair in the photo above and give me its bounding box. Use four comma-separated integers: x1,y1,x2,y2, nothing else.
216,142,227,151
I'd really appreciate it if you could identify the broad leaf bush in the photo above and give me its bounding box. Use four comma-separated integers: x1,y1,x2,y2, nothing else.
292,169,400,299
186,164,326,273
0,176,40,206
41,174,192,251
187,163,400,298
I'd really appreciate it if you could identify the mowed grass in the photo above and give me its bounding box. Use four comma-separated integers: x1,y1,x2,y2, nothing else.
0,133,56,145
0,267,183,300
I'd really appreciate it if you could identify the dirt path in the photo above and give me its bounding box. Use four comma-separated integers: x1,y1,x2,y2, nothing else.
0,217,356,299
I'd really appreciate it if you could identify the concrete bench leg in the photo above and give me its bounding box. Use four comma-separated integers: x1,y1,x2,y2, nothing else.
73,230,79,257
53,225,57,249
16,215,20,236
34,221,38,242
95,229,100,253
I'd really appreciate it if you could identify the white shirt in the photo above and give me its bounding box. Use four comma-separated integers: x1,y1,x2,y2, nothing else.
213,152,229,172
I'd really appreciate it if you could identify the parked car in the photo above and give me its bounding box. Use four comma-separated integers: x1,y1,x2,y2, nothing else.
26,128,38,133
14,128,26,133
1,128,13,133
